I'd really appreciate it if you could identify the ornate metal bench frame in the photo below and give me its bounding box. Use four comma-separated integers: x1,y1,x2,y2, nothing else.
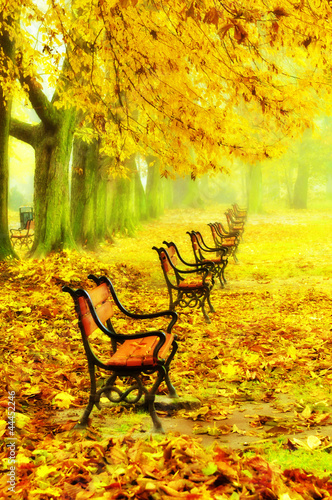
153,245,215,323
63,274,178,433
10,219,34,249
187,230,228,288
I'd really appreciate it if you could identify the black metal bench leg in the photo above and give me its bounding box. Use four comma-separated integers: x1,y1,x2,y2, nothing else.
206,293,215,313
201,296,211,324
164,373,178,398
218,272,225,288
146,368,166,433
221,261,228,285
164,341,178,398
75,364,96,429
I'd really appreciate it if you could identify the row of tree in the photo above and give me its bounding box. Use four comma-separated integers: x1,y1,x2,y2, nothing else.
1,0,332,259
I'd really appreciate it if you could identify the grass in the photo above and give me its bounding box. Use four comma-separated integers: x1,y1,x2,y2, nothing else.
244,440,332,478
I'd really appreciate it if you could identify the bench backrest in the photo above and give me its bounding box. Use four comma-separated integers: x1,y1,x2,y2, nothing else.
160,246,178,273
78,283,114,337
188,232,199,251
26,219,34,232
210,224,218,242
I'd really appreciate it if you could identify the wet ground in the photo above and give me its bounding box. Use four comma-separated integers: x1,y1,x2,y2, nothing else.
55,392,332,450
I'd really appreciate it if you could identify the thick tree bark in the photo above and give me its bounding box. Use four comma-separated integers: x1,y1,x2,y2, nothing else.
71,136,100,248
10,111,76,256
10,58,76,257
292,162,309,209
108,155,138,236
246,164,263,214
0,13,17,259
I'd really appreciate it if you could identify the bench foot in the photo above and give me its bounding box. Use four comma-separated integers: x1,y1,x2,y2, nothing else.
74,421,88,429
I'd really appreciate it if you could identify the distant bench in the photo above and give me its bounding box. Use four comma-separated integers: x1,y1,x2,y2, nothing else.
10,219,34,249
153,243,215,323
63,275,178,433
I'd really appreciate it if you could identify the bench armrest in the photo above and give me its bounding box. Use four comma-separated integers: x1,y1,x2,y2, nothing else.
162,240,213,269
88,275,178,333
187,231,228,255
10,228,23,235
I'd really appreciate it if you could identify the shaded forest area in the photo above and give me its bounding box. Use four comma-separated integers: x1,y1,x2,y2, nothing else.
2,0,332,259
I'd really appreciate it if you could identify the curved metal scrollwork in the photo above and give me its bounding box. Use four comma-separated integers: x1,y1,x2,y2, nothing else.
177,289,205,309
94,375,147,408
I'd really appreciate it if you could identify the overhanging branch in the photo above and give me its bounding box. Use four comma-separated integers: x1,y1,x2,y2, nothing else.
10,118,37,147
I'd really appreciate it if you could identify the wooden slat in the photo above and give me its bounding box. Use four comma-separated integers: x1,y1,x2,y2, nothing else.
161,251,172,273
78,283,113,337
106,333,174,368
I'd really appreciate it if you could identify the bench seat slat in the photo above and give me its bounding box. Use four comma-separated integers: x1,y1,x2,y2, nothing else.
201,257,224,264
178,280,206,289
106,333,174,368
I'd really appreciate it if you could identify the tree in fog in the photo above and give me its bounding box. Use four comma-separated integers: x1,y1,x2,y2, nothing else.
3,0,332,257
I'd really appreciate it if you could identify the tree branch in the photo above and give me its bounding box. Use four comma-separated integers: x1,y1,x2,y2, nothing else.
10,118,37,147
18,70,59,130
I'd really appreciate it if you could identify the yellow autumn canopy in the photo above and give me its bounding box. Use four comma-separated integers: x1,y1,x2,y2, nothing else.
3,0,332,175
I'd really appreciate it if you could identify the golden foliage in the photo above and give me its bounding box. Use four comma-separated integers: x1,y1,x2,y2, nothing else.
3,0,332,175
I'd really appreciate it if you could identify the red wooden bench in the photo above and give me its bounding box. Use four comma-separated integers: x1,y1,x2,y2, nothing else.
10,219,34,249
232,203,247,221
63,274,178,433
225,208,245,237
153,244,215,323
187,230,228,287
208,222,241,263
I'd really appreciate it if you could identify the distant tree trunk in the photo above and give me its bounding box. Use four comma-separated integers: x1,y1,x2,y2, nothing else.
284,166,293,208
326,162,332,201
145,155,164,218
95,162,108,241
246,164,263,213
71,136,100,249
163,177,174,209
135,168,147,221
108,155,138,236
0,12,16,259
10,59,76,257
292,162,309,209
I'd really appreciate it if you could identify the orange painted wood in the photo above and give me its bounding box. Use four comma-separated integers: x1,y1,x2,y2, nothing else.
179,280,204,288
160,251,172,273
78,283,114,337
106,333,174,367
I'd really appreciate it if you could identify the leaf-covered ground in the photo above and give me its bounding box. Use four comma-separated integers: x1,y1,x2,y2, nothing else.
1,205,332,499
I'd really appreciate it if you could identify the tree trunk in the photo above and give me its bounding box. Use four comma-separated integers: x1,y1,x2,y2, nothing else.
145,156,165,219
31,111,76,255
0,12,17,259
135,168,147,221
163,177,174,209
284,166,293,208
108,155,138,236
292,162,309,209
10,53,77,257
71,136,100,248
246,164,263,214
95,162,108,241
